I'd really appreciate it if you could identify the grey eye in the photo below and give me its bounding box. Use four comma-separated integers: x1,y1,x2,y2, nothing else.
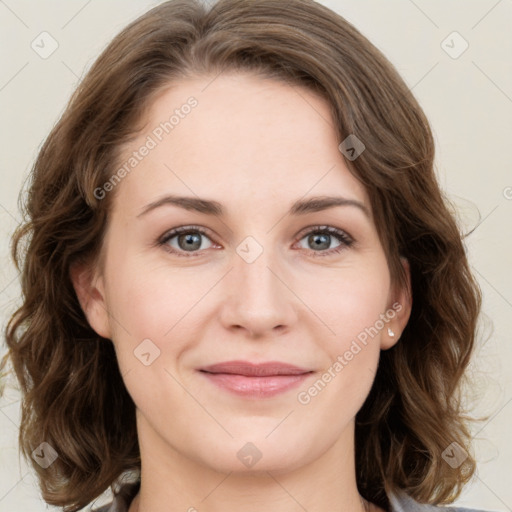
298,232,342,251
165,231,213,252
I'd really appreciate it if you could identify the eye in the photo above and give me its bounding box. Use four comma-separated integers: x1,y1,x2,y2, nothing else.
295,225,354,257
157,224,354,258
158,225,216,257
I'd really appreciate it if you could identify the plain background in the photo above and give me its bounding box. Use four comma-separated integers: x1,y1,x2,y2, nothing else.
0,0,511,510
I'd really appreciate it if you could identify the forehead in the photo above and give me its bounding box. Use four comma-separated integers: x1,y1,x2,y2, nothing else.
111,72,370,218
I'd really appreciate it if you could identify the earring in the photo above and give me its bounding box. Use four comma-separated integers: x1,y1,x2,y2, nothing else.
387,327,395,337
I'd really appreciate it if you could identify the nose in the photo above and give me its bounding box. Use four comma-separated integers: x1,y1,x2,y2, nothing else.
218,241,298,338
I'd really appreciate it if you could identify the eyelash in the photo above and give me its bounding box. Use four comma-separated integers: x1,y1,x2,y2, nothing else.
157,224,354,258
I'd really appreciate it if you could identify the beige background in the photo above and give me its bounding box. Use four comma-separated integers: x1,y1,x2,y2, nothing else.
0,0,511,510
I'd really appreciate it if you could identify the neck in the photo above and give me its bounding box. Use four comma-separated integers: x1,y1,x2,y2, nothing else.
129,413,382,512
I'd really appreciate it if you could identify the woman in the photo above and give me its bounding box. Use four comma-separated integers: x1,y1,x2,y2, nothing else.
2,0,491,511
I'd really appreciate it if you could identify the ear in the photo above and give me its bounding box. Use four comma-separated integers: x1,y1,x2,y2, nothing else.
381,256,412,350
69,260,112,339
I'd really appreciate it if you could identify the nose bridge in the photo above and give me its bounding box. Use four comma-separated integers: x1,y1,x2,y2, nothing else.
220,234,296,335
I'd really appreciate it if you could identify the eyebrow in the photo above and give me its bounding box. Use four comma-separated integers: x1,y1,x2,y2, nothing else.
136,194,370,219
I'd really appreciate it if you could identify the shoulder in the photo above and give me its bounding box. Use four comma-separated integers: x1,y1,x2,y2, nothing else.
389,488,498,512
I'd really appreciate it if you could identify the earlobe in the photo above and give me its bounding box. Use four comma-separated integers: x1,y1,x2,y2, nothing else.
381,257,413,350
69,261,112,339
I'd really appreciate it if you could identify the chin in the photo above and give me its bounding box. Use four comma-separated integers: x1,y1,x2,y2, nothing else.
189,433,313,476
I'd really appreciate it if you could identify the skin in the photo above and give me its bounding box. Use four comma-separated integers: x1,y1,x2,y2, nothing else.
71,72,412,512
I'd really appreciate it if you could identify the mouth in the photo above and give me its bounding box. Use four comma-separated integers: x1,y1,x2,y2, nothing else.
197,360,314,398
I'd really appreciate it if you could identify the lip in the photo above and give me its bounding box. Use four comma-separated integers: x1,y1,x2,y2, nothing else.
198,360,314,398
199,360,311,376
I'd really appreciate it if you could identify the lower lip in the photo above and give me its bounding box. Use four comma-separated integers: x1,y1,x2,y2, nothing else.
199,371,312,398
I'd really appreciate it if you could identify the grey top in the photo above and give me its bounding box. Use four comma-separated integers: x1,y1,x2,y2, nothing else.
91,481,494,512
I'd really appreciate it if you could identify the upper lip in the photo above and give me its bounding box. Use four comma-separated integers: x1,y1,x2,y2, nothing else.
198,360,312,376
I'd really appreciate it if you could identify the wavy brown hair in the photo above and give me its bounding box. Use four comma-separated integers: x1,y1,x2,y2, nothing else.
1,0,483,510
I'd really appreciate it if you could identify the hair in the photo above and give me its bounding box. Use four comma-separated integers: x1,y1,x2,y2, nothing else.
1,0,484,510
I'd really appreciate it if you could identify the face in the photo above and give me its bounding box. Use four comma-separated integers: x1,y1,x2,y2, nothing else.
72,72,411,475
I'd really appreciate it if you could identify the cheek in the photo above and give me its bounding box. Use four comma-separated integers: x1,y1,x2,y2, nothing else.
105,245,197,329
295,269,386,416
298,258,390,341
103,255,210,370
103,268,195,410
295,258,389,407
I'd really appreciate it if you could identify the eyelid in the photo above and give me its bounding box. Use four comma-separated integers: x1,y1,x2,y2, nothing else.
294,224,353,241
158,224,214,243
